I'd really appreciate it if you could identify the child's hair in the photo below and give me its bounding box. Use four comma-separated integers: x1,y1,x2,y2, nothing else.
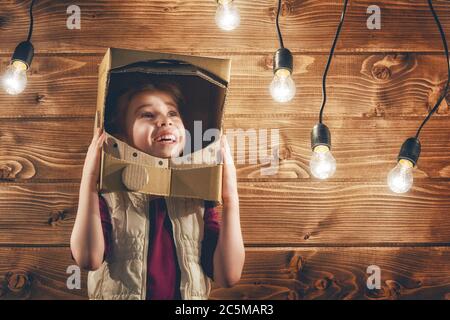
106,80,187,138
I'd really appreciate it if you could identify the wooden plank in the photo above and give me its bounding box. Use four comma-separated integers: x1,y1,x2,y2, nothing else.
0,55,98,118
1,1,450,54
0,119,91,181
1,118,449,181
0,247,448,300
0,184,79,245
237,181,450,245
1,53,449,118
211,247,450,300
0,182,449,245
0,247,86,300
226,117,450,181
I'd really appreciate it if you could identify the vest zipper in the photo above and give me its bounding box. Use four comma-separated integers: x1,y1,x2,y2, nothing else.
141,194,150,300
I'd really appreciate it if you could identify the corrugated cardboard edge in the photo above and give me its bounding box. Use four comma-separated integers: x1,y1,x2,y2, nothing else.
97,48,112,191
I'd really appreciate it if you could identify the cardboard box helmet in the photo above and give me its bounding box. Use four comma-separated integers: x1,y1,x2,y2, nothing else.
95,48,231,204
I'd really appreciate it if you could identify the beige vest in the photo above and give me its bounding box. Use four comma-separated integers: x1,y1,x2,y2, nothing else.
87,191,212,300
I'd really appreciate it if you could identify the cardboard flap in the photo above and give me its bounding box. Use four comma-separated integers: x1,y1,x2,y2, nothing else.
109,48,231,83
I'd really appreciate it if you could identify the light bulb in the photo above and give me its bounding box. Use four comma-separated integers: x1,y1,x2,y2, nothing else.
2,60,28,95
387,159,413,193
215,0,240,31
270,68,295,103
310,145,336,180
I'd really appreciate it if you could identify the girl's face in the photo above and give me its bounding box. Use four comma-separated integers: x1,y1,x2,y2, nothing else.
123,90,186,159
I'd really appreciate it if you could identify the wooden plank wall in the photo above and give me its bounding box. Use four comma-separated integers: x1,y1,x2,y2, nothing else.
0,0,449,300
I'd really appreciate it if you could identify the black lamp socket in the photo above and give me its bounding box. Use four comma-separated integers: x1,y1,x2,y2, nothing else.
311,123,331,150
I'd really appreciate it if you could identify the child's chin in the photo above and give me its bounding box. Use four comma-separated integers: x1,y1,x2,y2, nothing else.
152,144,181,159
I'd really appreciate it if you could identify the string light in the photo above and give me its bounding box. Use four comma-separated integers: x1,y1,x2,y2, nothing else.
215,0,240,31
388,0,449,194
2,0,36,95
270,0,295,103
309,0,349,180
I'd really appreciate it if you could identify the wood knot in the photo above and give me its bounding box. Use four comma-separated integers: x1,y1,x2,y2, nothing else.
428,85,449,114
48,210,68,226
5,271,31,294
372,65,391,81
269,0,294,20
367,53,414,83
303,232,311,240
281,0,295,16
288,252,304,277
385,280,402,298
263,54,274,71
35,94,46,104
315,276,333,290
163,6,178,13
0,164,16,180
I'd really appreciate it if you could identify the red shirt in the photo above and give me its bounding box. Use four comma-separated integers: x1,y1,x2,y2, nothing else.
98,195,220,300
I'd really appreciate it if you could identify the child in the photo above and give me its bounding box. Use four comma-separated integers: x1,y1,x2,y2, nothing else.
70,81,245,300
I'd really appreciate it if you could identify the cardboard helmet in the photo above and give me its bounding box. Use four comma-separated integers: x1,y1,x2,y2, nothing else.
95,48,231,203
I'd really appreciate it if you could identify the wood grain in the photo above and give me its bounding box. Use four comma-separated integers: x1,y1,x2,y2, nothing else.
211,247,450,300
1,247,448,300
1,53,449,118
0,182,449,245
1,1,450,54
1,118,449,181
0,247,86,300
0,0,449,300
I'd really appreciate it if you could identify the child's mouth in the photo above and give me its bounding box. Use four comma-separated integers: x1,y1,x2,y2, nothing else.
154,134,177,145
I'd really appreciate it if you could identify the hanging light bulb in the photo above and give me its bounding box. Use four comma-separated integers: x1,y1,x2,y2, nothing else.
309,0,348,181
2,41,34,95
387,137,421,194
388,0,449,194
215,0,240,31
310,145,337,180
310,123,336,179
387,159,414,194
270,0,295,103
3,60,28,95
2,0,36,95
270,59,295,103
2,42,34,96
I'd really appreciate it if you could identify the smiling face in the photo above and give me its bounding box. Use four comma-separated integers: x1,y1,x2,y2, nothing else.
122,89,186,159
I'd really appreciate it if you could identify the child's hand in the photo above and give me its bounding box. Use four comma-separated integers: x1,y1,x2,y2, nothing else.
82,127,106,182
221,135,238,204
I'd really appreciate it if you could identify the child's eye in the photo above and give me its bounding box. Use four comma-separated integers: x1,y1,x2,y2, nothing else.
141,112,154,119
168,110,179,117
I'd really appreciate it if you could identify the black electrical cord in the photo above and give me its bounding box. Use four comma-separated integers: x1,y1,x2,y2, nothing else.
415,0,450,138
276,0,284,48
319,0,349,123
26,0,36,42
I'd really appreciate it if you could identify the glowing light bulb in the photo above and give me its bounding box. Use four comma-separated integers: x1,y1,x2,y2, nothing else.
310,145,336,180
215,0,240,31
2,60,28,95
270,68,295,103
387,159,414,193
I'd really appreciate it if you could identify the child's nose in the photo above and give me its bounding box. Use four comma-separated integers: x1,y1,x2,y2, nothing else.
157,116,172,127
